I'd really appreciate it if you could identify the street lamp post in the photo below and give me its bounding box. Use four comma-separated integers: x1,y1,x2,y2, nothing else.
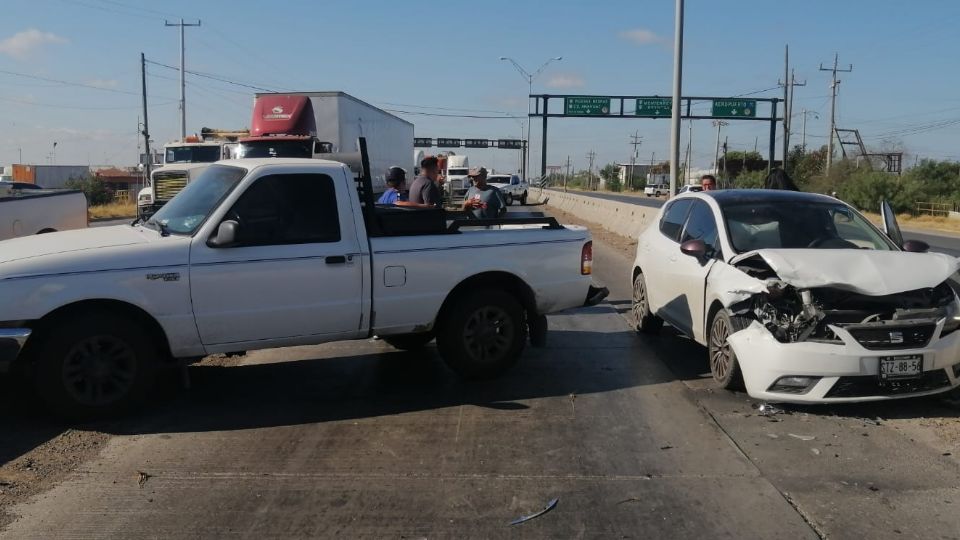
712,120,728,176
499,55,562,180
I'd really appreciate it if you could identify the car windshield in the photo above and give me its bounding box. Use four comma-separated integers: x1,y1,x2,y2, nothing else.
236,140,312,158
147,165,246,235
165,145,220,164
487,176,510,183
448,168,469,176
722,200,895,252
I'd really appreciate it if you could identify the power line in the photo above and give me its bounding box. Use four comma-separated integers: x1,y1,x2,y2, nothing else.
377,101,523,116
382,108,523,119
0,94,177,110
145,59,280,93
0,68,143,96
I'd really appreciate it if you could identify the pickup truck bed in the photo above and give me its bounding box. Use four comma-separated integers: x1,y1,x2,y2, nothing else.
0,189,87,241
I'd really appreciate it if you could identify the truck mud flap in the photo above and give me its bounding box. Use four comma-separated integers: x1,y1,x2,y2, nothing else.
529,314,548,348
584,285,609,307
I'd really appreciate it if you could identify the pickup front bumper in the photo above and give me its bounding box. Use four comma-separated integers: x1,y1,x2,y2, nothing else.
0,328,31,373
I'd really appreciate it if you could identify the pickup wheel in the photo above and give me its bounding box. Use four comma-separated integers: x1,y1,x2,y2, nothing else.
437,289,526,379
505,193,514,206
33,311,158,420
383,333,434,351
519,191,528,205
632,271,663,334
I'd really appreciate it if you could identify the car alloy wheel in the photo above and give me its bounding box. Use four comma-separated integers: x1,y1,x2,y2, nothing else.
462,305,515,364
709,316,732,381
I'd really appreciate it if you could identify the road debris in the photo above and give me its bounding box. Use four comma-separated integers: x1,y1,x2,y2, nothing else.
509,497,558,526
757,403,784,416
617,497,642,505
788,433,816,441
137,471,152,489
811,448,821,456
659,445,674,450
766,433,780,439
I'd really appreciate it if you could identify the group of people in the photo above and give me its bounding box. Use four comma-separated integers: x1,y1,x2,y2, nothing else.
376,156,506,219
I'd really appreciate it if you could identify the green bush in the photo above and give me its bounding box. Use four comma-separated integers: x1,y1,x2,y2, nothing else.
65,175,112,206
733,169,767,189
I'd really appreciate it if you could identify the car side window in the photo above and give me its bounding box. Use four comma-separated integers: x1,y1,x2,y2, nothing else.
226,174,341,246
681,200,720,256
659,199,693,242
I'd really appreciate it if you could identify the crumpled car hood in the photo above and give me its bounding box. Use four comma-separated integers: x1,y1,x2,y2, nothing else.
729,249,960,296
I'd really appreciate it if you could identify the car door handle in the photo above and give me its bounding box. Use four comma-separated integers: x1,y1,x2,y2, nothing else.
325,255,347,265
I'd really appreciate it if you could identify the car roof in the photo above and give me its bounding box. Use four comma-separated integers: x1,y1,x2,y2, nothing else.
701,189,839,207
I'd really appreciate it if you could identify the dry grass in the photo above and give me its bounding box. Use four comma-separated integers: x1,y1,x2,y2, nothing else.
89,202,136,220
861,211,960,235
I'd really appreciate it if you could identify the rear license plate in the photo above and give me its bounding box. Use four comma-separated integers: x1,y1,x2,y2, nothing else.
879,355,923,380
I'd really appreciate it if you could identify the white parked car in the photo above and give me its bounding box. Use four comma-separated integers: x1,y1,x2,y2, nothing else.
678,184,703,194
644,183,669,197
487,174,528,205
0,152,606,418
631,189,960,403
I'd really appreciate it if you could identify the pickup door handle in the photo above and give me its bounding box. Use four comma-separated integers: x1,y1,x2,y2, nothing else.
325,255,347,265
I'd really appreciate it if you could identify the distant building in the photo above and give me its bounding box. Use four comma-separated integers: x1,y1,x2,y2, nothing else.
9,164,90,189
615,163,652,189
94,167,145,202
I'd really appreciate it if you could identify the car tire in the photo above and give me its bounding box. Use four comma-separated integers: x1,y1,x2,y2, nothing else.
382,333,434,351
505,193,514,206
631,272,663,334
437,289,526,379
520,192,528,205
708,310,748,390
32,310,159,420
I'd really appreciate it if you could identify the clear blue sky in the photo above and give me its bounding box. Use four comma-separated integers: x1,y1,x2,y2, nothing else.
1,0,958,174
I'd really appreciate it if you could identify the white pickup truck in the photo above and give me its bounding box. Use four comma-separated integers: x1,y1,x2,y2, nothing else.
0,149,605,418
0,186,87,241
487,174,529,206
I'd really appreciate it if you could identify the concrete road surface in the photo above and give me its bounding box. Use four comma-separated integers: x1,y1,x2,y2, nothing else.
4,205,959,538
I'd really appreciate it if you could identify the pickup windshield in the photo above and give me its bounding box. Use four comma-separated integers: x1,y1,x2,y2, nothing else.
147,165,246,235
722,201,895,252
165,145,221,164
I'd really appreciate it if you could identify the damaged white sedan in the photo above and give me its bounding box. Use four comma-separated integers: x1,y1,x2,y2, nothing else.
631,189,960,403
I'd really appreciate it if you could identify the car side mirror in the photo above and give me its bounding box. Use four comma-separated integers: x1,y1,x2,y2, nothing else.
680,238,707,259
902,239,930,253
207,220,239,248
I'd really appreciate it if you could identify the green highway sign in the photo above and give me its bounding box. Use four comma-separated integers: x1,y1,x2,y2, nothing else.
564,97,611,115
712,99,757,118
635,98,672,117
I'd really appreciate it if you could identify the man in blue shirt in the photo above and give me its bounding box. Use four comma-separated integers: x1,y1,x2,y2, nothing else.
377,166,406,204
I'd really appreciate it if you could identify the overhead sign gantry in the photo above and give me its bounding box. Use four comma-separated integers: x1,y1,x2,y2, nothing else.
529,94,782,180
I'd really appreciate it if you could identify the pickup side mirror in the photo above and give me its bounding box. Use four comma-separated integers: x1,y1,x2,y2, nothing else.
680,238,707,259
207,220,239,248
902,239,930,253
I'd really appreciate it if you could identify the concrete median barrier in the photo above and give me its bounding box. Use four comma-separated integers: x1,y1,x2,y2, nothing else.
530,188,656,240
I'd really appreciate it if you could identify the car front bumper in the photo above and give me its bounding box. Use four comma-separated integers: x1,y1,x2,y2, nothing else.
0,328,31,373
728,321,960,403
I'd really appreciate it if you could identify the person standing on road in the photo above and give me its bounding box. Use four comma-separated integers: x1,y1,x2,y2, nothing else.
700,174,717,191
405,156,443,208
462,167,506,219
377,167,406,204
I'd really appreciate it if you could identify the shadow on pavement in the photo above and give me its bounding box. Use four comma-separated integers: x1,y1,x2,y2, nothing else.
0,329,656,452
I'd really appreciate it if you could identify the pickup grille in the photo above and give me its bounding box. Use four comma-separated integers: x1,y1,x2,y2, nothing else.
846,323,936,350
153,173,189,202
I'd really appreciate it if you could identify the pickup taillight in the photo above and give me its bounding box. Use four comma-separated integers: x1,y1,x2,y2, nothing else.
581,241,593,275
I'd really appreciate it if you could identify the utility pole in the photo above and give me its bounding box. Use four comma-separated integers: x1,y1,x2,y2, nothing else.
165,18,201,140
586,150,597,190
722,136,728,181
564,155,571,192
140,52,152,180
819,52,853,176
712,120,728,175
683,121,692,184
52,142,57,165
669,0,685,197
779,60,807,164
629,131,642,190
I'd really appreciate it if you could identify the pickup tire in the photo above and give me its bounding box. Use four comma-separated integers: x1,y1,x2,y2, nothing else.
519,192,528,205
437,289,526,378
504,193,514,206
33,311,158,420
383,333,434,351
